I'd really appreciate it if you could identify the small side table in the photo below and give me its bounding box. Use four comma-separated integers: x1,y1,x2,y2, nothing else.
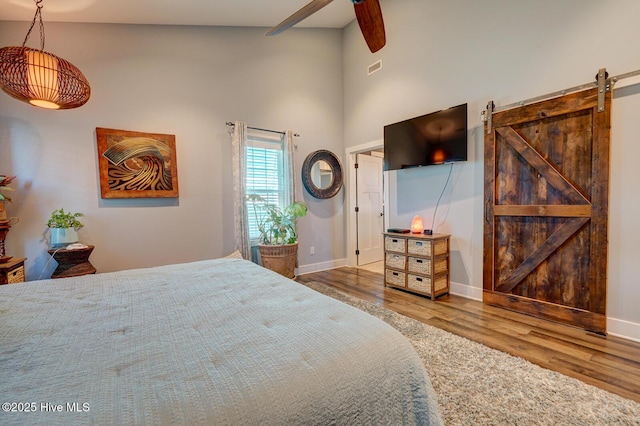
47,245,96,279
0,257,26,284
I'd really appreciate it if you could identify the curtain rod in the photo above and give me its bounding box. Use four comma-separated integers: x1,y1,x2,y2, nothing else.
225,121,300,137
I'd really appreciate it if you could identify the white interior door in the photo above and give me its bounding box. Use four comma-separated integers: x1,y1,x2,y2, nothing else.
356,153,384,265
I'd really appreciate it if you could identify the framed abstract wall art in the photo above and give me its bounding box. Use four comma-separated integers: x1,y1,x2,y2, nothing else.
96,128,179,199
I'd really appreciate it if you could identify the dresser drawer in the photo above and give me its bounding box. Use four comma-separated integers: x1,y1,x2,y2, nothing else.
385,269,406,287
407,238,449,257
407,273,449,295
407,239,431,256
385,253,406,270
384,236,406,253
407,256,448,275
407,274,432,294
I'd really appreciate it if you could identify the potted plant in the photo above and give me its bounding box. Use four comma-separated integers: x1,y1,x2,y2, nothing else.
46,208,84,248
0,175,15,224
247,194,308,278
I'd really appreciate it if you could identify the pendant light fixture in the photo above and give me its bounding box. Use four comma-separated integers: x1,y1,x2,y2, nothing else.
0,0,90,110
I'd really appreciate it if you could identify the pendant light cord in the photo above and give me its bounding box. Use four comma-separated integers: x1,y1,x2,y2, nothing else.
21,0,45,51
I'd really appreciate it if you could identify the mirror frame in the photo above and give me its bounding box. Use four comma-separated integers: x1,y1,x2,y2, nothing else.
302,150,343,199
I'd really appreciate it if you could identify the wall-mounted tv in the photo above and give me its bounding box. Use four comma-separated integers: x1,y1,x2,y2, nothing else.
383,103,468,171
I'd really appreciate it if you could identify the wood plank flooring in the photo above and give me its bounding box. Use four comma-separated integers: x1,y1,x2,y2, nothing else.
296,266,640,403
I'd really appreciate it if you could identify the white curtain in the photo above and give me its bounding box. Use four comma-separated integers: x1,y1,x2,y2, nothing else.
231,121,251,260
284,130,296,204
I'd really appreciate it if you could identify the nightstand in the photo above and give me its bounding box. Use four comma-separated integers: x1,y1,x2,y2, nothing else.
0,257,26,284
47,245,96,279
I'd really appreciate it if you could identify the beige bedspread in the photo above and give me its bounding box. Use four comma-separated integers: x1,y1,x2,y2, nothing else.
0,258,442,425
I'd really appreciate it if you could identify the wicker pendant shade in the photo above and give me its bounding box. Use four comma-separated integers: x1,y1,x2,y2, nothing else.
0,46,90,109
0,0,90,110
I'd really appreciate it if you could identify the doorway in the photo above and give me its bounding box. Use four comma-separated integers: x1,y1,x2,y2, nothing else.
346,140,387,268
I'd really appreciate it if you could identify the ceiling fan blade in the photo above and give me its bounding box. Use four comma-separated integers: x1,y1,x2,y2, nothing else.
354,0,386,53
266,0,334,36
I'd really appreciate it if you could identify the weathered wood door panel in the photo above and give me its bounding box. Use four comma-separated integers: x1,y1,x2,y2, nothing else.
483,88,611,334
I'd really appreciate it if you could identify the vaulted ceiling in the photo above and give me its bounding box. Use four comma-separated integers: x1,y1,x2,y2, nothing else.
0,0,355,29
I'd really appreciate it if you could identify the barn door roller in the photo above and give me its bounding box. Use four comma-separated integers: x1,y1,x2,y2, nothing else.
484,67,640,134
596,68,608,113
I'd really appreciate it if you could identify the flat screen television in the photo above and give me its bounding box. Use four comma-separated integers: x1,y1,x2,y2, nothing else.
383,103,468,171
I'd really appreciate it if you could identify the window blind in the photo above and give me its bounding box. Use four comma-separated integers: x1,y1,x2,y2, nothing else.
245,132,286,242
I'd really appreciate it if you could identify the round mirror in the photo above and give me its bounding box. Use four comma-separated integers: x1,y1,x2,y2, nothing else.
302,150,343,199
311,160,333,190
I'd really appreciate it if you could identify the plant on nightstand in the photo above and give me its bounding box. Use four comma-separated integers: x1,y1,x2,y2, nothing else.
46,208,84,248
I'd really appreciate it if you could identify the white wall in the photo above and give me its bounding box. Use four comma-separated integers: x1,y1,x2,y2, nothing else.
2,1,639,341
0,22,345,279
342,0,640,340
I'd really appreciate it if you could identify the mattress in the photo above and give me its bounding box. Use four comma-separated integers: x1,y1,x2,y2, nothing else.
0,258,442,425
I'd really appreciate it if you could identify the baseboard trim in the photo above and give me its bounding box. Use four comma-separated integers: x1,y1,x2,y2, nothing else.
297,258,348,276
607,317,640,343
298,266,640,343
452,284,640,342
450,281,483,301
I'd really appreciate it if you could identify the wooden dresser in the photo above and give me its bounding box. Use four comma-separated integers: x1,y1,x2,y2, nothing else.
383,232,450,299
0,257,26,284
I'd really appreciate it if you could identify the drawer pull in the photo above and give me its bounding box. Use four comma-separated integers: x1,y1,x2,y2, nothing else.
392,239,398,243
416,277,423,282
416,259,423,263
416,241,423,246
394,255,399,259
392,272,399,276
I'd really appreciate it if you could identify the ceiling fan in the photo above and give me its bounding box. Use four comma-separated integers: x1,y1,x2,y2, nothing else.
266,0,386,53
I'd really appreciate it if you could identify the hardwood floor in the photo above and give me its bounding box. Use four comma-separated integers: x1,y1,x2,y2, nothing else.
296,266,640,403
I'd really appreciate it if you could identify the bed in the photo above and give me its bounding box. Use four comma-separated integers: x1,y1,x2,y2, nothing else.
0,257,442,425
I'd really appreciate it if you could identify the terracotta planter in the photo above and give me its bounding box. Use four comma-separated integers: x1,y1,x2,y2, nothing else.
258,242,298,279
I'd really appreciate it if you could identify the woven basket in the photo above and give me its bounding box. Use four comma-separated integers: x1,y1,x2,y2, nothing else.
259,243,298,279
407,274,432,294
385,253,406,269
384,236,406,253
385,269,406,287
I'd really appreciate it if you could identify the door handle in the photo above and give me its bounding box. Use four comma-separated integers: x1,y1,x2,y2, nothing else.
485,197,491,224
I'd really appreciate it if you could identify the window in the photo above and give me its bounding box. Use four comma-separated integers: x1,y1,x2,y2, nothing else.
245,131,290,243
231,122,295,260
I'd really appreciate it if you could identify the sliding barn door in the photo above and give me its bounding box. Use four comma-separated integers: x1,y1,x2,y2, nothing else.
483,88,611,334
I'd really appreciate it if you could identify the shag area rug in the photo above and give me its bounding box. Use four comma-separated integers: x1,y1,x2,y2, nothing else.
301,281,640,425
